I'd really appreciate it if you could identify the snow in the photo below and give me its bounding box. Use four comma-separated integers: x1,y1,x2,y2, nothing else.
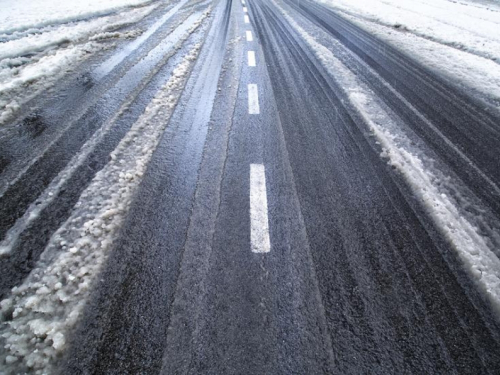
317,0,500,108
0,12,147,62
0,0,161,125
0,39,204,374
0,0,154,34
92,0,191,79
281,8,500,316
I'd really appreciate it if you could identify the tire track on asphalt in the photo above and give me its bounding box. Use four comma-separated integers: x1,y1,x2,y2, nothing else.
59,0,231,372
0,0,204,242
250,0,500,371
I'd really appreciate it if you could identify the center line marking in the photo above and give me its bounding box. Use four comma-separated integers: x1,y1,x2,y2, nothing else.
242,0,245,4
248,51,256,66
250,164,271,254
244,14,250,23
248,84,260,114
246,30,253,41
243,6,248,12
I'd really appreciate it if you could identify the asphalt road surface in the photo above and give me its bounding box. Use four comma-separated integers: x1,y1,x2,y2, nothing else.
1,0,500,373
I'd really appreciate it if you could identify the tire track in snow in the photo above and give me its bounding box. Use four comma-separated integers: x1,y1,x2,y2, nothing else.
0,40,204,375
0,0,199,200
0,10,208,255
282,11,500,317
0,10,210,307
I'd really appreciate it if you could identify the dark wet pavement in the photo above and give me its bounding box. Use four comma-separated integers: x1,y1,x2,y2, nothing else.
1,0,500,373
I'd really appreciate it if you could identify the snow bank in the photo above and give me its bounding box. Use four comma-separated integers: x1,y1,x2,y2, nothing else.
0,0,155,35
0,2,160,125
0,40,203,374
0,8,150,61
282,10,500,316
317,0,500,108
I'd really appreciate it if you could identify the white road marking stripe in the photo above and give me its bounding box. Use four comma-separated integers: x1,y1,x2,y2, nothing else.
250,164,271,254
248,84,260,114
242,0,245,4
246,30,253,41
244,14,250,23
243,6,248,12
248,51,256,67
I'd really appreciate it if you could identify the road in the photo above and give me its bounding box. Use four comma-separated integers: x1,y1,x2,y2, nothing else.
1,0,500,373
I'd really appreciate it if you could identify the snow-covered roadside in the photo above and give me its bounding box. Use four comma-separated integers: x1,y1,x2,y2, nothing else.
0,0,163,125
0,38,204,374
0,0,155,35
316,0,500,109
281,9,500,316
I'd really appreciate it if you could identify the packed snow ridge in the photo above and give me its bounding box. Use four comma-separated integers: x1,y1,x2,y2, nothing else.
0,0,164,125
0,41,203,374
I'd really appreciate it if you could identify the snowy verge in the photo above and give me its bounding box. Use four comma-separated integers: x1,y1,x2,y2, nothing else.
281,10,500,316
316,0,500,62
0,0,156,35
0,3,160,126
316,0,500,109
0,6,153,61
0,39,203,374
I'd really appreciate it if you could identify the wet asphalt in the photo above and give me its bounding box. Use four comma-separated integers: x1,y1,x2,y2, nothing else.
1,0,500,373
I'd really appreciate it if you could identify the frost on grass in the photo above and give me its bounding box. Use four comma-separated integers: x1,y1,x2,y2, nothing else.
283,12,500,316
0,44,202,374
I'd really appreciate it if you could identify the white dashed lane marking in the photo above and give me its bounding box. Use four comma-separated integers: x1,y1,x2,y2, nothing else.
241,3,270,254
250,164,271,254
248,84,260,114
248,51,256,67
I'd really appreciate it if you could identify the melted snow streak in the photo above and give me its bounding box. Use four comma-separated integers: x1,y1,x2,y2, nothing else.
0,42,202,374
282,11,500,316
0,2,160,125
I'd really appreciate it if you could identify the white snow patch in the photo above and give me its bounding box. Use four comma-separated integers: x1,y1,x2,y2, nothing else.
0,0,155,34
283,11,500,316
317,0,500,62
0,5,154,62
0,43,202,374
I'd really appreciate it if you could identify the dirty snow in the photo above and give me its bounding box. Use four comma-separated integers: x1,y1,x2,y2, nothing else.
282,9,500,316
0,40,203,374
317,0,500,108
0,1,161,125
